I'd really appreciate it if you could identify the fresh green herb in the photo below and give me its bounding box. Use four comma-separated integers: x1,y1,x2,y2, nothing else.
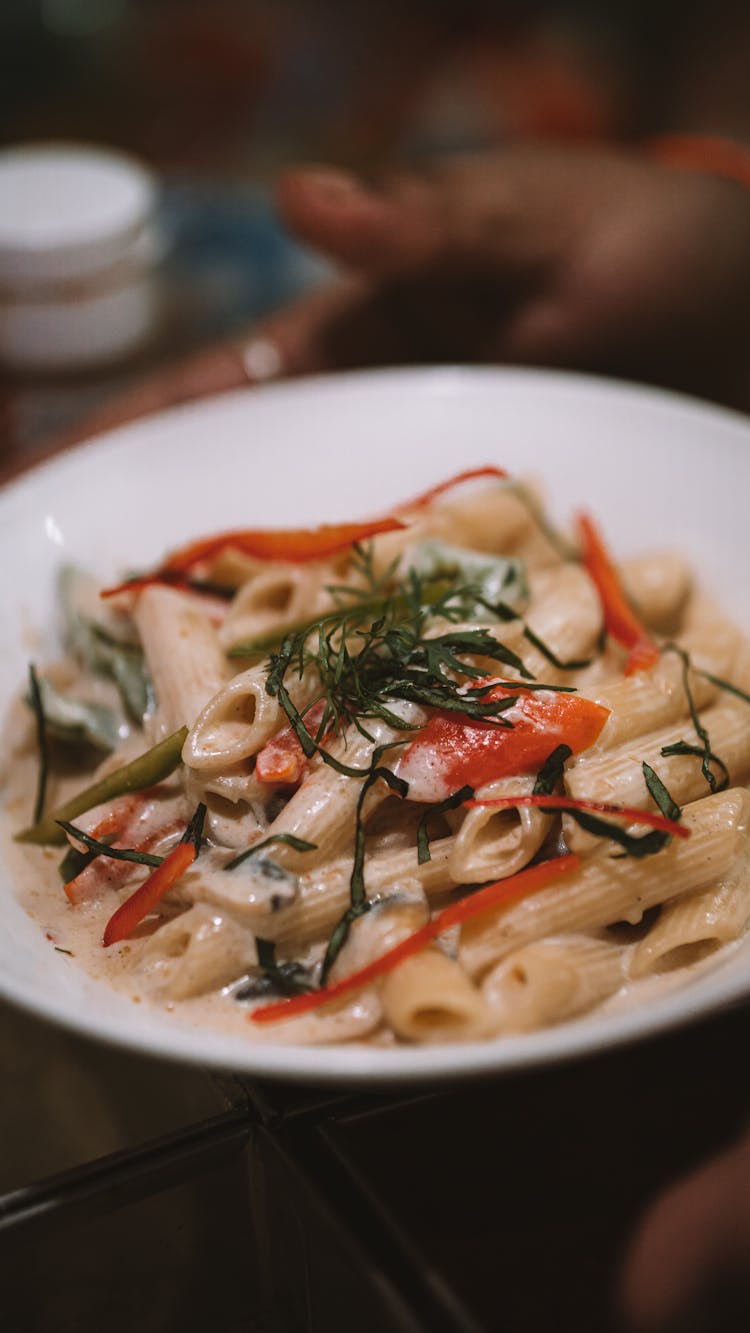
642,762,682,822
181,802,207,852
533,744,573,796
16,726,189,846
223,833,318,872
659,741,729,791
519,623,592,672
417,785,474,864
687,666,750,708
320,755,408,984
236,939,314,1000
557,808,671,858
58,843,98,884
27,663,49,825
56,819,164,869
54,946,73,957
661,644,727,793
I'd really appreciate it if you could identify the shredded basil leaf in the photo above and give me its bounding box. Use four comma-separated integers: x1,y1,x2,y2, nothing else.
224,833,317,872
417,785,474,864
56,820,164,869
533,744,573,796
642,762,682,822
28,663,49,825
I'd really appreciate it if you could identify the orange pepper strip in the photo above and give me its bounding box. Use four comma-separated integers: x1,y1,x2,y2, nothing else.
101,518,406,598
250,853,579,1025
394,465,508,513
102,840,196,947
397,685,610,803
577,514,659,675
465,793,689,838
101,465,510,599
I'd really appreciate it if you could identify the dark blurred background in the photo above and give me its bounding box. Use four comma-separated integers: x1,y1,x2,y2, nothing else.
2,0,750,457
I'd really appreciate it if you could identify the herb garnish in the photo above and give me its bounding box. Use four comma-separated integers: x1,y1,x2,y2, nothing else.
533,744,573,796
417,785,474,864
660,644,728,792
28,663,49,825
224,832,317,872
321,756,409,984
56,820,164,870
247,938,314,998
642,762,682,823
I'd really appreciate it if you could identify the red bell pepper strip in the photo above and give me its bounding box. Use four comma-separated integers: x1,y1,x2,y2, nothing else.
102,804,205,946
396,685,610,803
101,465,509,599
578,514,659,675
394,465,508,513
255,700,328,785
250,853,579,1024
464,793,689,838
102,840,196,946
101,518,406,598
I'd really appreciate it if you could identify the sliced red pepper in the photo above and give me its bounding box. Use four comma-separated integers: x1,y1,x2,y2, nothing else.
102,840,196,946
464,793,689,838
101,466,509,599
250,853,579,1024
394,465,508,513
578,513,659,676
396,684,609,803
255,700,328,785
101,518,406,599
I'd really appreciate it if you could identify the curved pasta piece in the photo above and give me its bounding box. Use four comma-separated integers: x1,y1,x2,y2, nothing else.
460,788,750,980
136,903,257,1000
482,934,627,1033
218,563,334,651
447,775,549,882
380,948,488,1043
184,663,319,772
135,586,228,735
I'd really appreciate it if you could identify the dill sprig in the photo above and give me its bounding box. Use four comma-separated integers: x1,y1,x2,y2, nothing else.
263,568,575,779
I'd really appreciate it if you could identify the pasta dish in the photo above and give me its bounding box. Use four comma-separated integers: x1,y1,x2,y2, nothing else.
5,465,750,1047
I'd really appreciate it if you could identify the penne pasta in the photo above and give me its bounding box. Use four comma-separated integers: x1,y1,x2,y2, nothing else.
9,465,750,1049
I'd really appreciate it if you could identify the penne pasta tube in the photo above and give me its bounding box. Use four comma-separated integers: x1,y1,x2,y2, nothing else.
380,947,489,1043
448,774,549,882
184,661,319,772
630,875,750,978
619,551,692,633
134,586,228,736
563,698,750,856
459,788,750,980
137,903,257,1000
482,934,628,1033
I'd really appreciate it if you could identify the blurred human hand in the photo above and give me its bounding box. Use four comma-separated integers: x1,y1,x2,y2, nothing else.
30,141,750,467
266,144,750,407
620,1117,750,1331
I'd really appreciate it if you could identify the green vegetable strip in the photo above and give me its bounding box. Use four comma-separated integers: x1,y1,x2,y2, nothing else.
15,726,189,846
417,785,474,864
27,663,49,825
255,938,314,997
642,762,682,822
56,820,164,869
533,744,573,796
321,760,408,984
224,833,317,872
661,644,728,793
